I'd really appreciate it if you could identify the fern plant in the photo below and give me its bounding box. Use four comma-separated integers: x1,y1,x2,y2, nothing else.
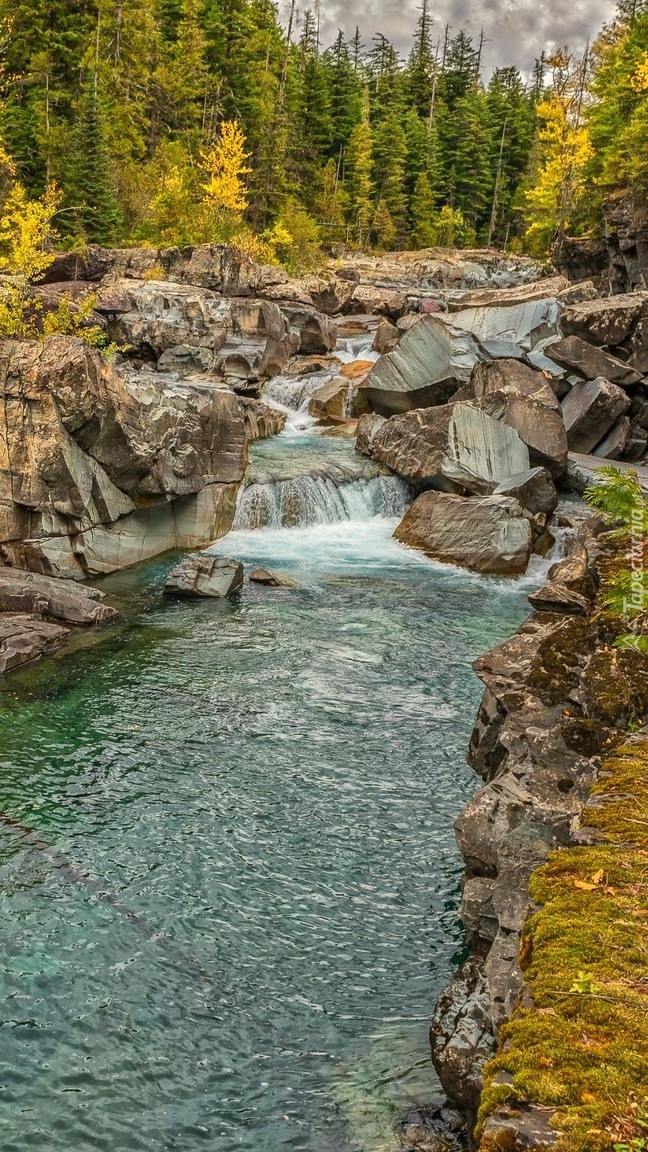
583,467,648,652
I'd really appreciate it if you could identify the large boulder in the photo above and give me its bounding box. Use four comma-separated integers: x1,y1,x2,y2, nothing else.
560,292,648,370
0,336,247,578
394,491,533,575
546,335,642,387
164,554,243,598
308,377,356,424
358,315,479,416
449,297,560,351
475,391,569,478
470,358,561,410
369,402,530,493
494,467,559,516
561,377,632,453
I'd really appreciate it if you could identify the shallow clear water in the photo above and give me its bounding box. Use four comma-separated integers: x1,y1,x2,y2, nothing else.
0,435,540,1151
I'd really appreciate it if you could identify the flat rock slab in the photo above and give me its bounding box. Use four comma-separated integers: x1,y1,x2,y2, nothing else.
0,612,70,675
0,568,118,626
394,491,533,575
164,554,244,598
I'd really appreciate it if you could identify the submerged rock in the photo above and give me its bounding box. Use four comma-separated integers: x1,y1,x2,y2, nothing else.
249,568,294,587
163,555,243,598
394,491,533,575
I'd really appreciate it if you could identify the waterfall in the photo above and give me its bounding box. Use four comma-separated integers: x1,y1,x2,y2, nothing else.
233,473,411,530
263,371,334,413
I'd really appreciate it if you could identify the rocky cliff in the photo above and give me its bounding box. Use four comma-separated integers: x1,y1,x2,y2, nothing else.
429,522,648,1150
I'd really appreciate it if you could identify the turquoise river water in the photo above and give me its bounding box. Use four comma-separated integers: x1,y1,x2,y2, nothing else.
0,425,544,1152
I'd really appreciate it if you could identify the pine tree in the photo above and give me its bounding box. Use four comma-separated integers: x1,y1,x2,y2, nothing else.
407,0,435,117
410,171,436,247
373,111,409,242
345,87,373,244
66,74,122,243
372,198,396,248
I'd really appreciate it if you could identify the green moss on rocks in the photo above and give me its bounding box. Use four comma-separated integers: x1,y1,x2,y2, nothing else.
477,740,648,1152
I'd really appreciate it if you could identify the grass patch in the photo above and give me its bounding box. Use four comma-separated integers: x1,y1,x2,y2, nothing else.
477,739,648,1152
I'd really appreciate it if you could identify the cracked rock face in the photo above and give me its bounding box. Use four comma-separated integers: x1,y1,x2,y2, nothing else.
0,335,247,578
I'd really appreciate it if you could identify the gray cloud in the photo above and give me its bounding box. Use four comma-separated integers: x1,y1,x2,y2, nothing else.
288,0,618,76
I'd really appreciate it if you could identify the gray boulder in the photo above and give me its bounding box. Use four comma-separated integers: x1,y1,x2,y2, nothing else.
470,358,561,410
394,491,533,575
164,554,244,598
372,318,400,354
560,292,648,348
546,335,642,387
358,314,479,416
561,377,631,453
475,391,568,478
449,297,560,351
494,467,559,516
355,413,387,457
592,415,632,459
370,402,530,494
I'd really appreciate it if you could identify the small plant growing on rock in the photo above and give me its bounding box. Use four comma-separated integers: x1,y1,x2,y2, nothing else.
584,466,648,653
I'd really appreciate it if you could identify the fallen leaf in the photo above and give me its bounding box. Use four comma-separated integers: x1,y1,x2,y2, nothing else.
574,881,597,891
591,869,605,885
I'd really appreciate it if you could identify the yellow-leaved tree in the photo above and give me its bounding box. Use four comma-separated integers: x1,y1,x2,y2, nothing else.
0,182,61,337
0,181,112,346
200,120,251,238
524,49,594,254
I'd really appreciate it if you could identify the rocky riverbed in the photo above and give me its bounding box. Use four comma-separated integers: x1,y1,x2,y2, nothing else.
1,241,648,1151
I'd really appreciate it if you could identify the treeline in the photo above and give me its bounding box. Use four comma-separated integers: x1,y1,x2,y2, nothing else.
0,0,646,265
0,0,543,259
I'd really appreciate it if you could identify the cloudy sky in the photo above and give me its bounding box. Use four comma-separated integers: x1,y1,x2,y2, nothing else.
297,0,618,75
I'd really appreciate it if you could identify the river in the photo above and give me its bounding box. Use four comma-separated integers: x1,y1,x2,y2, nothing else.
0,354,547,1152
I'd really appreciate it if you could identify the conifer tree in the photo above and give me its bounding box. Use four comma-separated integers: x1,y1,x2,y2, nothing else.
345,87,373,244
410,171,436,247
66,74,121,243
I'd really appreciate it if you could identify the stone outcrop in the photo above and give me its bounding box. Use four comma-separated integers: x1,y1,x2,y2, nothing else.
308,377,357,423
394,491,533,575
0,613,70,675
367,402,530,495
163,554,243,598
430,522,648,1142
0,335,246,578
